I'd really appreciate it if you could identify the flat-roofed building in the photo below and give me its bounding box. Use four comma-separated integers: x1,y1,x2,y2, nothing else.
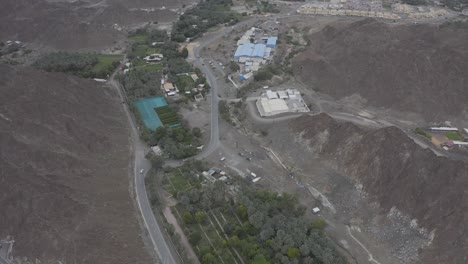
256,98,289,117
256,88,310,117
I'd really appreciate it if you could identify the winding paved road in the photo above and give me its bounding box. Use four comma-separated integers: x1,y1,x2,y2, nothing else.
109,18,260,264
110,75,176,264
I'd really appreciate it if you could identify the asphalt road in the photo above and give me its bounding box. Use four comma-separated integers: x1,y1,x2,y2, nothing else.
108,18,259,264
110,74,177,264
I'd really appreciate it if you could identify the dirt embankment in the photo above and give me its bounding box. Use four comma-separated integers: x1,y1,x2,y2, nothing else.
288,114,468,264
0,64,152,263
293,18,468,121
0,0,177,51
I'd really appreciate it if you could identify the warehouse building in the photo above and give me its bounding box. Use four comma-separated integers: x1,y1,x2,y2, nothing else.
256,89,310,117
234,44,267,61
256,98,290,116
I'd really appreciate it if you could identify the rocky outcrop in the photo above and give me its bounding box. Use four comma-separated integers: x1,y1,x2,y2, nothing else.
294,19,468,121
290,114,468,264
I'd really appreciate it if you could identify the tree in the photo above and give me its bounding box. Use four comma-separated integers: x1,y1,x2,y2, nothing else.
252,254,270,264
287,248,300,259
183,212,194,224
237,204,248,221
147,153,164,169
192,127,202,138
189,231,202,244
229,235,240,247
202,253,217,264
229,61,240,72
180,47,189,58
195,211,207,223
310,219,327,231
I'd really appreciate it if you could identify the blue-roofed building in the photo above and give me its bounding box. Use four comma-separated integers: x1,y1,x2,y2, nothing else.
266,37,277,48
234,43,255,61
252,44,266,58
234,43,268,61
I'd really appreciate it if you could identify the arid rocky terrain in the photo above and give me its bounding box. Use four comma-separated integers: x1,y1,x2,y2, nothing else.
0,0,186,50
268,113,467,264
293,18,468,122
0,64,152,263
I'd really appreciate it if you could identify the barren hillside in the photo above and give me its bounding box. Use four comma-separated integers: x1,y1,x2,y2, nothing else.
293,19,468,121
0,64,152,263
286,114,468,264
0,0,178,50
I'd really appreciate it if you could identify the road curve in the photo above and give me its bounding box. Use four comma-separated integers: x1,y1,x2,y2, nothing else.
108,19,259,263
109,75,177,264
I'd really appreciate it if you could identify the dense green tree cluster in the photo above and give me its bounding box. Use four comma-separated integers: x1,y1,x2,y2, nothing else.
118,68,162,100
174,176,346,264
33,52,117,78
253,65,283,82
151,126,202,159
171,0,239,42
401,0,427,5
256,1,281,13
234,190,346,264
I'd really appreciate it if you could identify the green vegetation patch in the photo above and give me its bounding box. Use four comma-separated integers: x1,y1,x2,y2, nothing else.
171,0,241,42
143,64,163,72
152,126,202,159
133,44,151,58
446,132,463,141
33,52,121,79
176,75,195,92
415,128,432,140
401,0,427,5
166,170,192,193
219,101,232,124
162,162,347,264
118,68,162,101
129,34,149,43
253,65,283,82
155,106,181,127
92,54,123,75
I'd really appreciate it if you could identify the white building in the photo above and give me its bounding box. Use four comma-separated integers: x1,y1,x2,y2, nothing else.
256,89,310,117
430,127,459,132
256,98,290,117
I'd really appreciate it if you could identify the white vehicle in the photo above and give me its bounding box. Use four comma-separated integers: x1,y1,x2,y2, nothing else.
218,62,223,66
140,169,144,174
250,172,257,178
220,157,226,161
252,177,261,183
312,207,321,214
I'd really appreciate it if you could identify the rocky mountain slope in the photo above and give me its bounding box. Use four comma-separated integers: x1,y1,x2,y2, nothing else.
293,19,468,121
0,64,152,263
287,114,468,264
0,0,178,50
